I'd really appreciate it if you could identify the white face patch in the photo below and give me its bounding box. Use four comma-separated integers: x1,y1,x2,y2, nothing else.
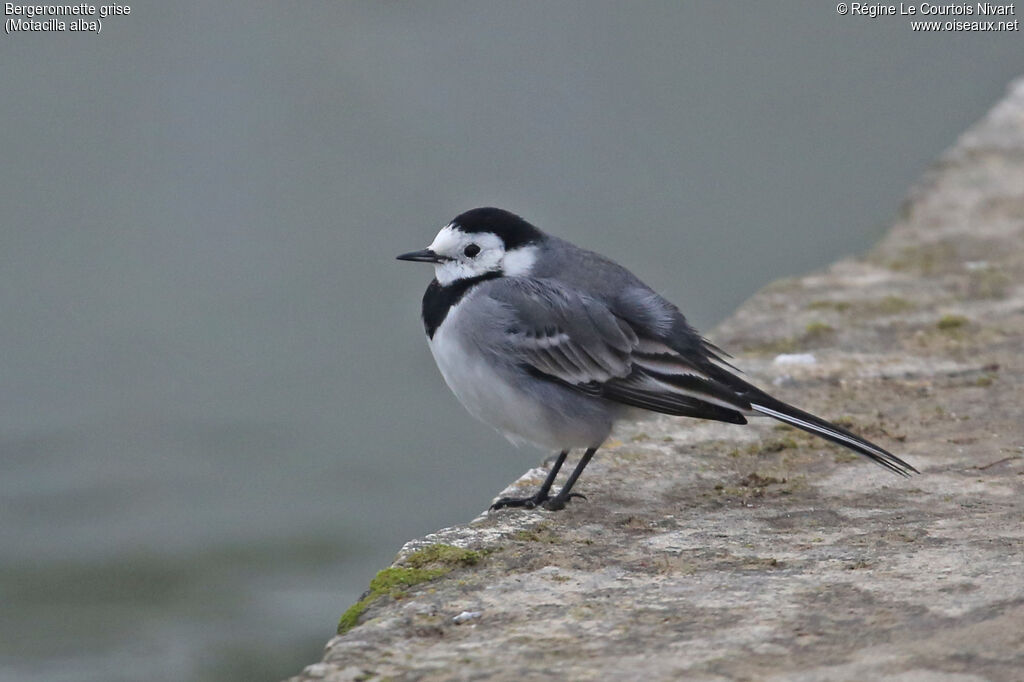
428,224,506,286
501,245,539,277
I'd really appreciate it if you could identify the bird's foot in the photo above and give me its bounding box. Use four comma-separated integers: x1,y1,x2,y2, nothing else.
490,492,548,511
490,491,586,512
541,492,586,511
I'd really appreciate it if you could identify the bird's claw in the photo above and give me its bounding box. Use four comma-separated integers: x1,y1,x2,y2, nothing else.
540,492,586,511
490,493,548,511
490,491,586,512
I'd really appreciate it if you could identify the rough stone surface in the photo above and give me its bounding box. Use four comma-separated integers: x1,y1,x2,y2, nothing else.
289,80,1024,682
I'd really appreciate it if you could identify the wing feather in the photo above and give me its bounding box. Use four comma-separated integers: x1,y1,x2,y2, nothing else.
488,278,749,426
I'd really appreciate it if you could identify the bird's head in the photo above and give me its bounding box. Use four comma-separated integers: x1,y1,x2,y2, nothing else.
397,207,544,285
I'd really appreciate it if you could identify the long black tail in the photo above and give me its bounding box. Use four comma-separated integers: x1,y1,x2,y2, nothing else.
748,394,918,477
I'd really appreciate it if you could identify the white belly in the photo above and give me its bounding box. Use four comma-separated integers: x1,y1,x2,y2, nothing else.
428,319,559,449
426,292,618,450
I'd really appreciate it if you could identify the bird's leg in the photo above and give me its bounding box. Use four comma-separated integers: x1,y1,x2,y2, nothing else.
543,447,597,511
490,450,569,510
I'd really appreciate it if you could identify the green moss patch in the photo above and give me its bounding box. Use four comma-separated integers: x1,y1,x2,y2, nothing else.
761,437,800,453
337,544,483,634
804,321,835,339
936,314,968,331
402,544,482,569
337,597,371,634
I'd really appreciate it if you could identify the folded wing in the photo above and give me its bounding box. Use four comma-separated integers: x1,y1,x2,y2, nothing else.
488,279,750,425
486,277,917,477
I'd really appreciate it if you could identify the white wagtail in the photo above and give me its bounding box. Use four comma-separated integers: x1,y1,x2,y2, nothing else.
398,207,917,511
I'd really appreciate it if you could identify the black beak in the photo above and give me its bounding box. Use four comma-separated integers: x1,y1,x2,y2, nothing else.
396,248,443,263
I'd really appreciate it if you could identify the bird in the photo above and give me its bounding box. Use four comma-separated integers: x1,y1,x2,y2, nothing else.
397,207,917,511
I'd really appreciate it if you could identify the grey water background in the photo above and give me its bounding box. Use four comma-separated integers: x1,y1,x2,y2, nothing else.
1,2,1020,680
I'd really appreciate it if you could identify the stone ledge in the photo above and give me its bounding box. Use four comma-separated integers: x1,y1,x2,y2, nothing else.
290,78,1024,682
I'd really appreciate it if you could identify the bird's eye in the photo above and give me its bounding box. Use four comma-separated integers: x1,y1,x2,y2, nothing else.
463,244,480,258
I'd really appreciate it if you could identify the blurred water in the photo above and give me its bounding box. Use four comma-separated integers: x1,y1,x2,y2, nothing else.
0,2,1020,680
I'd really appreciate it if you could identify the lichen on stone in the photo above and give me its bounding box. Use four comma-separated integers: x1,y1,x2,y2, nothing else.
337,544,483,634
